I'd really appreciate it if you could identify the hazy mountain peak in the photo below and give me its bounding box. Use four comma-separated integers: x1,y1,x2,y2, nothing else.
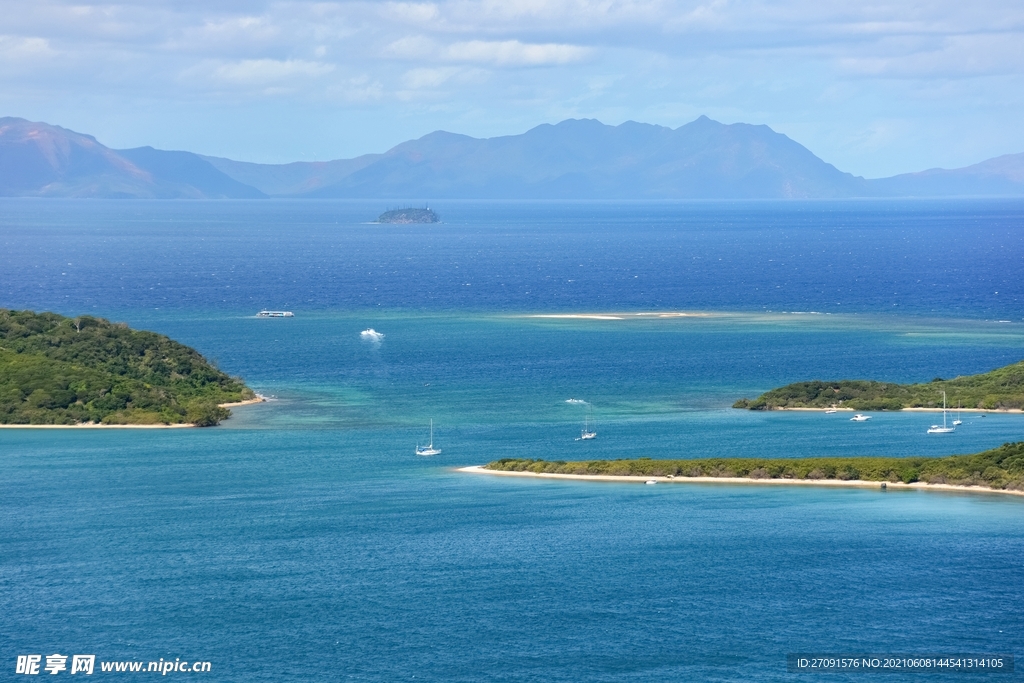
0,117,263,198
0,117,150,195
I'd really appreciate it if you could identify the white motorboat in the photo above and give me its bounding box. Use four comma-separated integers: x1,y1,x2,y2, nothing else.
927,391,955,434
416,420,442,455
850,414,872,422
257,310,294,317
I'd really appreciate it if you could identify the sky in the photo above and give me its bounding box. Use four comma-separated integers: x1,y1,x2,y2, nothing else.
1,0,1022,177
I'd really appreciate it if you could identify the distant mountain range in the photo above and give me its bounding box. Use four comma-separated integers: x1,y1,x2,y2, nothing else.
2,115,1022,199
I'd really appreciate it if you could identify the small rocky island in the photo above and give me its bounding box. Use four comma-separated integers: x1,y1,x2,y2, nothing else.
377,207,439,224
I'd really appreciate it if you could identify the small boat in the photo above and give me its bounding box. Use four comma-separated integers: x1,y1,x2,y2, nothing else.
645,480,657,485
360,328,384,342
416,420,442,456
952,400,962,426
850,414,871,422
257,310,294,317
577,413,596,441
824,405,838,414
927,391,955,434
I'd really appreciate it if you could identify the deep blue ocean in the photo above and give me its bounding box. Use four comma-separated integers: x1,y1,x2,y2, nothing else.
2,199,1023,681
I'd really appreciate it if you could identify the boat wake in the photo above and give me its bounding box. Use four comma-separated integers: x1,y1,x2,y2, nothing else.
360,328,385,343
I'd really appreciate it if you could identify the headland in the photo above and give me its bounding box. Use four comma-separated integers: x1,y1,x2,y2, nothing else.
0,309,257,427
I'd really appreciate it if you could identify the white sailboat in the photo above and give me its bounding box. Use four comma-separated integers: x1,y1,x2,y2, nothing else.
577,412,596,441
416,420,442,455
952,400,963,426
927,392,955,434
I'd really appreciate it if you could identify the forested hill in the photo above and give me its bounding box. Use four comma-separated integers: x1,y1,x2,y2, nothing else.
733,361,1024,411
0,309,254,425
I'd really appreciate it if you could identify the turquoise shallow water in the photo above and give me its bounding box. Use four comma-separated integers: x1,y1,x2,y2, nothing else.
138,310,1024,460
2,200,1024,680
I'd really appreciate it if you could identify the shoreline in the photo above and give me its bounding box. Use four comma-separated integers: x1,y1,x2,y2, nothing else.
764,406,1022,414
218,395,267,408
458,466,1024,498
0,422,196,429
0,395,267,429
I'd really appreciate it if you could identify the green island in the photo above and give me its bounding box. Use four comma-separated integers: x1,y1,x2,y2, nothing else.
732,360,1024,411
484,441,1024,491
377,207,439,224
0,309,255,426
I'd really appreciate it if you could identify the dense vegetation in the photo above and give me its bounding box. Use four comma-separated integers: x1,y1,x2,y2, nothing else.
732,360,1024,411
0,309,254,425
486,442,1024,491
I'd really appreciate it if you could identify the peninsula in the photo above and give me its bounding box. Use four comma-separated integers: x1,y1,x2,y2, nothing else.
0,309,256,426
377,207,439,224
470,441,1024,495
732,360,1024,411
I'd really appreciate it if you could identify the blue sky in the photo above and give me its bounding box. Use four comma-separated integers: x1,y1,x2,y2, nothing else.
2,0,1022,177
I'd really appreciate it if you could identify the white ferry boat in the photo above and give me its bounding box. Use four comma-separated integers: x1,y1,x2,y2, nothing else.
257,310,294,318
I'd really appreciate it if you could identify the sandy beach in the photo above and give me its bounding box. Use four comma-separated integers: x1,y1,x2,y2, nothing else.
0,422,196,429
769,406,1023,414
458,465,1024,498
218,395,267,408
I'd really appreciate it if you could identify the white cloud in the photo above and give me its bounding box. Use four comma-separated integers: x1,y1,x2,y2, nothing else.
324,75,385,103
435,0,668,32
384,35,438,59
201,59,335,85
383,2,441,24
384,34,589,67
444,40,590,66
838,33,1024,78
0,35,56,60
176,16,280,50
402,67,457,88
